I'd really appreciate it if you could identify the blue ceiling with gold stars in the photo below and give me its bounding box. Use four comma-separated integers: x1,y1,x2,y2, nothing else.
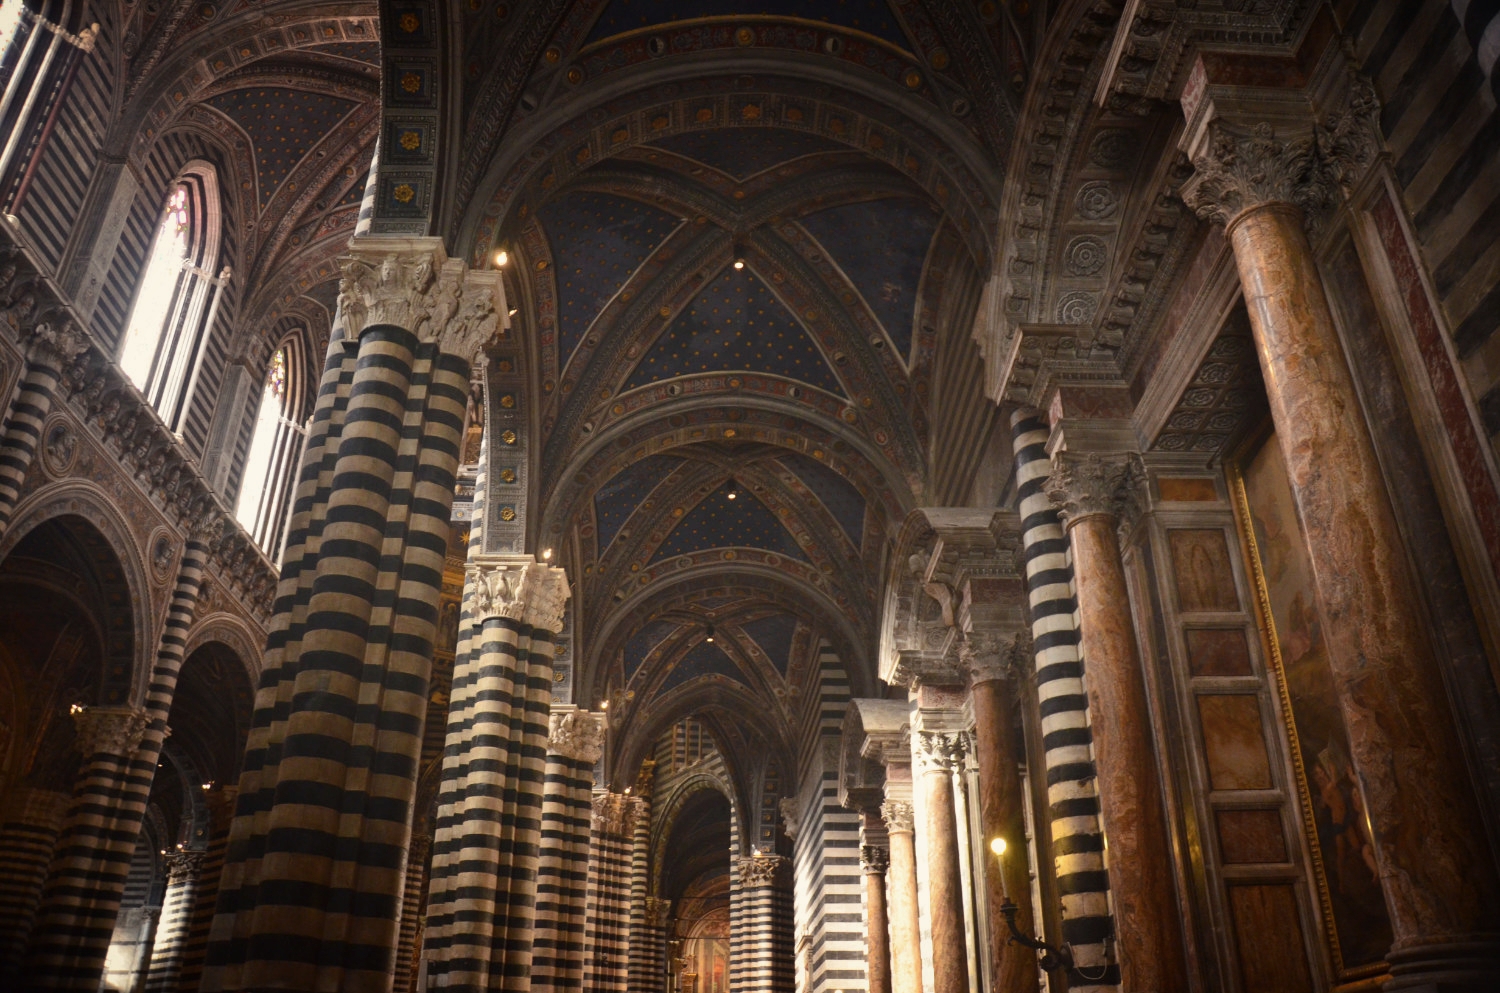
651,487,809,563
624,266,842,394
584,0,911,49
207,88,358,208
595,453,685,551
539,191,682,367
649,128,848,180
625,618,679,680
659,640,751,694
780,452,865,547
741,613,797,675
799,198,939,359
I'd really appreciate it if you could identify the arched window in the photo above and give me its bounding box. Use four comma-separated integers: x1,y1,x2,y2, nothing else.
118,163,229,429
235,335,308,557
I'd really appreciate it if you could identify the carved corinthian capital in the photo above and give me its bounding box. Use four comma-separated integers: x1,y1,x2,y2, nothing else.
72,706,151,758
1044,451,1143,528
593,791,638,837
469,557,571,634
339,237,502,364
880,799,915,832
860,844,890,873
959,632,1013,685
915,730,968,773
737,854,788,888
1182,75,1382,227
548,708,605,764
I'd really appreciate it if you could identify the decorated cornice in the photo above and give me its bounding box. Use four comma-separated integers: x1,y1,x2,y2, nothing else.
338,236,505,365
0,240,278,621
548,707,606,764
1044,450,1144,528
469,555,571,635
72,706,151,758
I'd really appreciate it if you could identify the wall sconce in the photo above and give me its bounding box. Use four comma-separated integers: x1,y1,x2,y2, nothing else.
991,836,1074,973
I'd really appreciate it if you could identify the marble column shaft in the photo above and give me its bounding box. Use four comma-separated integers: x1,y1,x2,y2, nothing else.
917,733,971,993
966,653,1039,993
1047,457,1186,992
1226,199,1500,970
860,844,892,993
0,787,70,977
881,798,922,993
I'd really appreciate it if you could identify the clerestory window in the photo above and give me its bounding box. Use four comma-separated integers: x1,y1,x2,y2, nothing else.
235,338,308,559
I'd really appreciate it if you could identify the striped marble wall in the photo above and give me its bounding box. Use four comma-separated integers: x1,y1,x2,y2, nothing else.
1338,0,1500,459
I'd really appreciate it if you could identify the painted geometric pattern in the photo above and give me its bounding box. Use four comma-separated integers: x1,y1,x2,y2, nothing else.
625,618,680,680
740,613,797,675
650,488,809,563
799,198,939,359
538,191,681,367
649,127,847,180
624,266,841,394
207,88,358,207
584,0,911,49
780,452,864,547
659,640,751,694
594,453,686,550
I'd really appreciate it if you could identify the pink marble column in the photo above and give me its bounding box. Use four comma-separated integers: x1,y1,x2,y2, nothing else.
880,797,923,993
1047,453,1187,991
916,731,971,993
1186,117,1500,985
860,842,892,993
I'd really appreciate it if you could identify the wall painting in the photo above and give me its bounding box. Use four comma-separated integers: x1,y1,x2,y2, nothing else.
1229,426,1391,985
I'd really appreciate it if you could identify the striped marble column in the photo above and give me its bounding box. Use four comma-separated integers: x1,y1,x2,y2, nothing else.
393,831,431,993
582,792,639,993
0,320,87,536
202,239,500,991
625,782,657,993
532,707,605,993
26,523,214,989
172,787,236,993
142,850,205,992
421,557,570,991
0,787,69,978
1008,407,1117,989
735,854,793,993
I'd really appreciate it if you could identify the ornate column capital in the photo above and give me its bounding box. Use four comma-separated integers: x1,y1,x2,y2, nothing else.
1181,75,1382,228
959,630,1030,685
71,706,150,758
339,236,503,364
736,854,788,888
880,799,914,833
915,730,968,774
469,556,571,634
860,844,890,874
548,708,605,764
1044,451,1143,529
24,318,89,366
644,896,672,927
163,849,206,882
778,797,801,840
593,791,638,837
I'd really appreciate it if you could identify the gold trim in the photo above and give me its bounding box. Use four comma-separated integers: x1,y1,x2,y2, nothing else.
1227,425,1389,985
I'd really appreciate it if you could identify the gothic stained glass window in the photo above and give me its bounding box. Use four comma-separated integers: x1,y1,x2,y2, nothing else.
236,342,307,558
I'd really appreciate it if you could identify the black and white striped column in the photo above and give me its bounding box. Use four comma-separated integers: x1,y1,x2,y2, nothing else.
734,854,794,993
0,322,87,536
625,776,658,993
172,786,235,993
202,242,497,990
0,788,69,978
1451,0,1500,99
25,523,213,989
1009,406,1117,989
421,558,570,991
141,850,205,991
393,831,431,992
582,792,639,993
532,707,605,993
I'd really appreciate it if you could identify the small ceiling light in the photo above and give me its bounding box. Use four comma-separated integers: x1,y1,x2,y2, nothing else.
201,782,213,791
508,307,518,317
733,257,745,270
494,250,509,267
705,624,715,644
542,547,553,560
990,836,1007,857
600,699,610,710
732,240,745,270
725,479,738,500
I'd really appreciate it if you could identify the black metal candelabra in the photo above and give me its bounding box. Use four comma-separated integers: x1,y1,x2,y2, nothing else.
999,898,1073,973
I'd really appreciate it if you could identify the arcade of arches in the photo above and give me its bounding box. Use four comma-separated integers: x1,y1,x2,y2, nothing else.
2,1,1500,992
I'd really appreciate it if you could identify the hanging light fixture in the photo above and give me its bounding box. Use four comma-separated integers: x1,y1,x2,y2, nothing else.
705,624,715,644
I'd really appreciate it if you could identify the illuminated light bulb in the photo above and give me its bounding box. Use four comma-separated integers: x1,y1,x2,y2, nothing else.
494,250,509,267
733,258,745,270
542,548,553,560
990,837,1007,857
508,307,518,316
